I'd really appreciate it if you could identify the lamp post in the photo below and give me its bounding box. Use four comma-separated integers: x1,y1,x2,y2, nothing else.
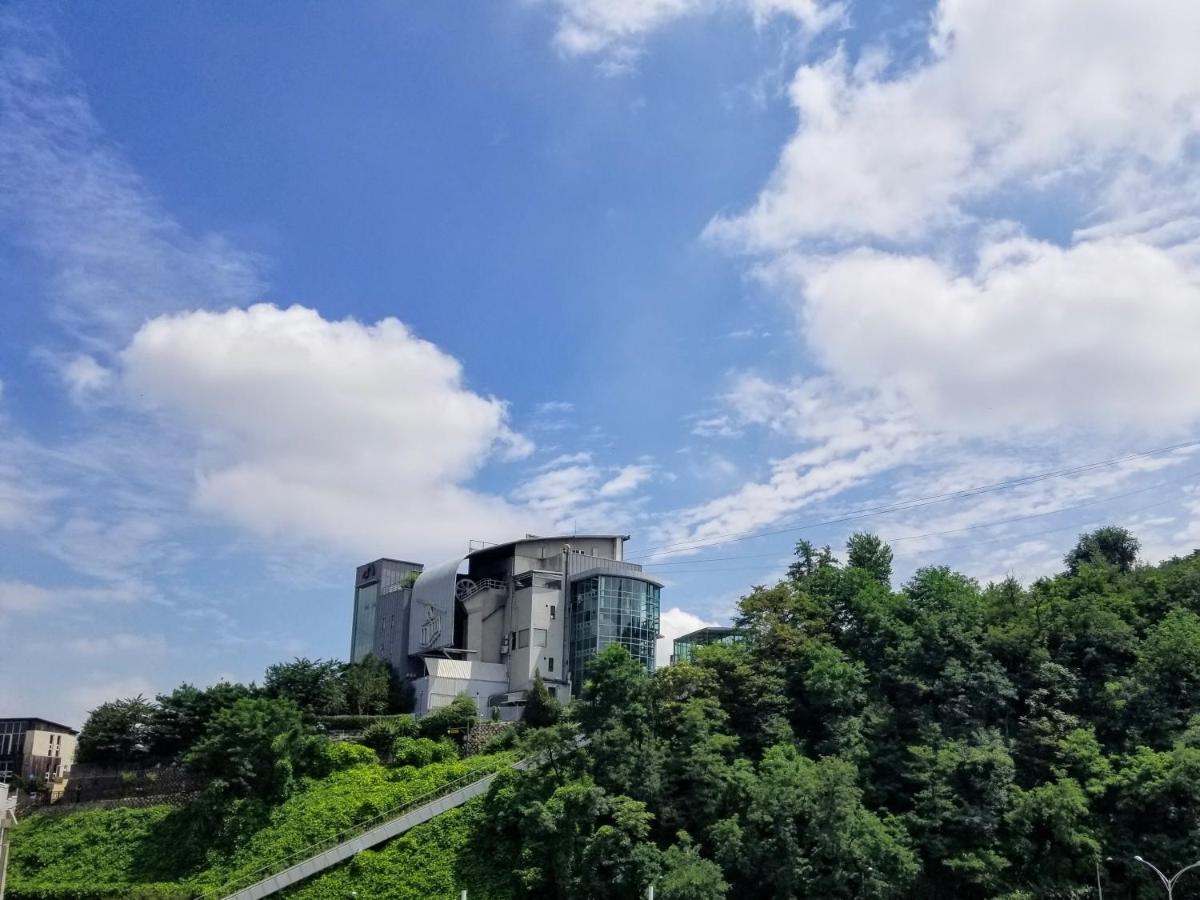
1096,856,1112,899
1133,855,1200,899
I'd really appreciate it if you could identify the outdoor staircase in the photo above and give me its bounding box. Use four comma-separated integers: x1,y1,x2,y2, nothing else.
206,758,529,900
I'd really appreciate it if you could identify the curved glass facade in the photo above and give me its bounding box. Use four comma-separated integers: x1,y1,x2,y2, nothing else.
569,574,661,693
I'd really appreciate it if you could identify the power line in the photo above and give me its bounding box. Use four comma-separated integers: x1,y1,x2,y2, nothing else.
631,438,1200,561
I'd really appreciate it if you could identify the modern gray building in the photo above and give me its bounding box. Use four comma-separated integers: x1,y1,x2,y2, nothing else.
351,534,662,717
350,558,424,664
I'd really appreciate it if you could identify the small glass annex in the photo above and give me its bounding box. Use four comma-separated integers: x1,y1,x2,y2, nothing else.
569,574,661,693
672,626,743,664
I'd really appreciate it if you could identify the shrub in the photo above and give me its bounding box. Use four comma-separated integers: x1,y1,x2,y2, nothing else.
390,737,457,769
483,726,520,754
418,695,478,741
320,741,378,773
360,716,419,760
318,713,416,732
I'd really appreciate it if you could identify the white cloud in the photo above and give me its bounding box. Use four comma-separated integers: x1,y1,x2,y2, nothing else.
62,632,168,657
61,354,112,400
512,459,654,529
550,0,842,64
599,463,654,496
708,0,1200,248
795,236,1200,435
120,304,540,560
0,579,138,616
656,605,717,667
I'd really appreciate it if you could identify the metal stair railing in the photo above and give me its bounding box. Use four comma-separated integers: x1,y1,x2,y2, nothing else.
198,761,514,900
454,578,506,602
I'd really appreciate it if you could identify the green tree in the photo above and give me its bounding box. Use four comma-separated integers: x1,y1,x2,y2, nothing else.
523,670,562,728
846,531,894,587
76,695,156,767
658,833,729,900
184,696,323,801
738,744,917,899
263,657,347,715
148,681,257,760
341,654,391,715
578,644,665,805
1065,526,1140,575
1124,608,1200,746
903,732,1016,898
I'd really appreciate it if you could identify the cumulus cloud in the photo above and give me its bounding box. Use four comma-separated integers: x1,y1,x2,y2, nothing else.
120,304,541,560
677,0,1200,555
797,236,1200,435
550,0,841,64
708,0,1200,248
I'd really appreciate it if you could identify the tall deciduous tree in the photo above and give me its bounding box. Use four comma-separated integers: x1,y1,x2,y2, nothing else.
263,657,347,715
341,654,391,715
76,695,156,767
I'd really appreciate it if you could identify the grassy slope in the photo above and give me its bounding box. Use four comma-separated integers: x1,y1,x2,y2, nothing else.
282,799,511,900
8,752,514,900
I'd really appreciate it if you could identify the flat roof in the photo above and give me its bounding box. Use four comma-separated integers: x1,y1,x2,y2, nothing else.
0,717,79,735
674,626,739,642
467,534,630,560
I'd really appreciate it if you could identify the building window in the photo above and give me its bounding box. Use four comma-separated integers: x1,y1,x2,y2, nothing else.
533,628,548,647
548,657,554,672
517,629,530,648
550,604,556,619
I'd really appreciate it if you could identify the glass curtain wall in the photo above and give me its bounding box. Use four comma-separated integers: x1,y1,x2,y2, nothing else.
351,580,379,662
569,575,660,693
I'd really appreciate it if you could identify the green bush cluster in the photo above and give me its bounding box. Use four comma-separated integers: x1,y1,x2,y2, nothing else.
389,736,457,768
318,713,414,732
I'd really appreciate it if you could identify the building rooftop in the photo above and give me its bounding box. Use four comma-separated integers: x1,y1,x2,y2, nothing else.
674,626,740,642
0,717,79,735
465,534,630,561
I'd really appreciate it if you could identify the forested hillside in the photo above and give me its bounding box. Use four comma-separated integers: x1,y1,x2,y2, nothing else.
479,528,1200,899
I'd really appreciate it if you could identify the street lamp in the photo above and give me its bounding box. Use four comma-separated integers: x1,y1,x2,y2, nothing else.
1133,855,1200,899
1096,856,1112,899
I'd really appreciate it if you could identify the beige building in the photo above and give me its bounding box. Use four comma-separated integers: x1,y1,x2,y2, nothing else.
0,718,77,783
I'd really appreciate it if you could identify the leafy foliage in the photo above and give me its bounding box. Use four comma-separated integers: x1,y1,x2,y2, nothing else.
263,657,347,716
76,695,156,767
523,670,562,728
341,654,392,715
418,693,478,741
184,697,325,802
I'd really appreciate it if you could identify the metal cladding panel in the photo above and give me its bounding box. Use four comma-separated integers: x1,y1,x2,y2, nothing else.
408,556,465,655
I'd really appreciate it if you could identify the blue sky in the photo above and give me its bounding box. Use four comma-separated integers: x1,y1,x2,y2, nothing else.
4,0,1200,726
